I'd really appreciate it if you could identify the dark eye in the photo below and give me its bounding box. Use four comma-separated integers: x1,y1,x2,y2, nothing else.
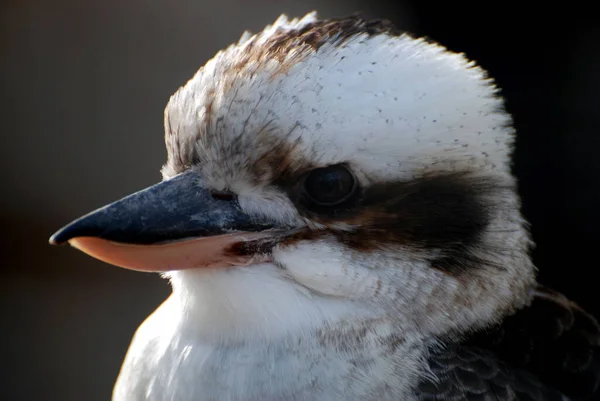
303,164,357,206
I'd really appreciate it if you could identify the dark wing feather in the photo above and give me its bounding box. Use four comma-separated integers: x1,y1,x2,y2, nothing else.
419,286,600,400
418,345,567,400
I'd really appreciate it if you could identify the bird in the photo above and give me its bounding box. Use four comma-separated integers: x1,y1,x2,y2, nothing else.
49,12,600,401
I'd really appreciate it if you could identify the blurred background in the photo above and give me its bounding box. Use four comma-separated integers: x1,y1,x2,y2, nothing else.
1,1,598,400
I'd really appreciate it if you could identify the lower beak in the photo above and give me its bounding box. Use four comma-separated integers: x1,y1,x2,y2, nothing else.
49,171,281,272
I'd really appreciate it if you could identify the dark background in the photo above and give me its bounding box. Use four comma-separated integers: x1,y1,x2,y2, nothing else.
2,1,598,400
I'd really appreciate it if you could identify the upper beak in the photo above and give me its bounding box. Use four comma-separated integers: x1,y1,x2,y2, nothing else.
49,171,281,272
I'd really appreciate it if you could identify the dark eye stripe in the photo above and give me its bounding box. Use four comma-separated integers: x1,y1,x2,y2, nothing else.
280,170,505,274
335,173,506,273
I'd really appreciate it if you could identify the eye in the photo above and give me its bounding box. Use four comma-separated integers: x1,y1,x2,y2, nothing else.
303,164,357,206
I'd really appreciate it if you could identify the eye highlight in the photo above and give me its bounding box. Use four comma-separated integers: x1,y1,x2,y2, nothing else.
303,164,357,206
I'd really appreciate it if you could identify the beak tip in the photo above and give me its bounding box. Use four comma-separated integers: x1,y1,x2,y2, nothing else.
49,228,70,246
49,216,99,246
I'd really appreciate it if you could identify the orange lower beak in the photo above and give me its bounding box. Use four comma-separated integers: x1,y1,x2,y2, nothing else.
68,234,273,272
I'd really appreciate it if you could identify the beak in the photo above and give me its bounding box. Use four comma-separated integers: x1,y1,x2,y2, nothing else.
49,171,281,272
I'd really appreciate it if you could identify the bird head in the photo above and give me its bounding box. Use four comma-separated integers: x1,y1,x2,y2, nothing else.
51,13,535,342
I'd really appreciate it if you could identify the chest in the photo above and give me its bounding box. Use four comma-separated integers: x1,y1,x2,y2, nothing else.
113,317,424,401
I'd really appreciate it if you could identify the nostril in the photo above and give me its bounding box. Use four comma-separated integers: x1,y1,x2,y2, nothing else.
211,190,236,201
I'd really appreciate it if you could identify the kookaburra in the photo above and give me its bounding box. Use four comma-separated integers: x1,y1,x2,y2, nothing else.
50,12,599,401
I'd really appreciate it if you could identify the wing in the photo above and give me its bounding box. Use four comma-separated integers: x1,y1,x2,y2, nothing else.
418,344,568,400
418,286,600,401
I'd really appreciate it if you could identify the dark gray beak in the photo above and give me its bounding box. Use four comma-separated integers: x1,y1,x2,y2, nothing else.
49,171,281,271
